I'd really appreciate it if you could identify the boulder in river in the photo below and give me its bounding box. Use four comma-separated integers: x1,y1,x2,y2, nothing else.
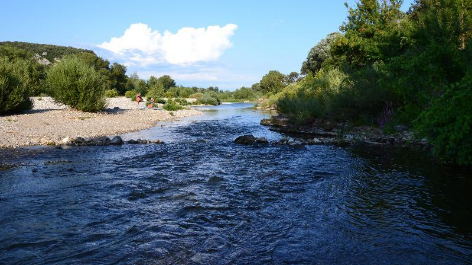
127,139,149,144
234,135,269,145
92,136,110,145
74,137,85,144
110,136,124,145
235,135,256,145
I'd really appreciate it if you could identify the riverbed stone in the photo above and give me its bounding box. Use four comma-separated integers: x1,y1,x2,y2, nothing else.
74,137,85,144
93,136,110,145
234,135,256,145
110,136,123,145
255,137,269,144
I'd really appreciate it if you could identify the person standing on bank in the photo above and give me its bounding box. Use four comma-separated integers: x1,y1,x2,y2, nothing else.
136,93,143,108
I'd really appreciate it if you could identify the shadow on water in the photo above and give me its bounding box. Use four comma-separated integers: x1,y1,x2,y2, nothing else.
0,103,471,264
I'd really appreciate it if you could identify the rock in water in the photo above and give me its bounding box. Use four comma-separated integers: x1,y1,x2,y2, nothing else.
234,135,256,145
74,137,85,144
255,137,269,144
93,136,110,145
110,136,123,145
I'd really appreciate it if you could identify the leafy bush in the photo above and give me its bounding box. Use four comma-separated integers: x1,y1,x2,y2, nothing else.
163,99,183,111
0,45,45,96
174,98,190,106
46,55,105,112
233,87,258,101
167,86,194,98
197,93,219,105
277,89,322,125
328,65,395,123
105,89,119,98
125,90,137,100
189,93,203,99
272,68,347,124
0,57,33,114
146,84,165,100
415,73,472,165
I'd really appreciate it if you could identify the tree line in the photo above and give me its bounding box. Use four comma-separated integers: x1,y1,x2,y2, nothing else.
258,0,472,166
0,42,267,114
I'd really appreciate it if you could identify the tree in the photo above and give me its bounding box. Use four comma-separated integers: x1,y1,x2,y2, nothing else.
251,83,262,92
127,73,148,95
259,70,287,94
0,45,45,95
46,55,105,112
287,72,300,83
233,86,257,100
156,75,176,91
301,32,342,75
332,0,405,68
76,52,110,71
148,76,158,87
109,63,127,94
0,57,34,114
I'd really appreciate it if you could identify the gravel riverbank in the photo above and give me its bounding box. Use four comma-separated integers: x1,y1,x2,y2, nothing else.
0,97,202,148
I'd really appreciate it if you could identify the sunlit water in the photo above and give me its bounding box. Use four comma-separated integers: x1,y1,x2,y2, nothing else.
0,103,471,264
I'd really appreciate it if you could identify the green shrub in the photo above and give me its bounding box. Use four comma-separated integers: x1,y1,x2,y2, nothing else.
276,83,323,125
197,93,219,105
0,57,33,114
146,84,165,100
0,45,45,96
163,99,183,111
125,90,137,100
233,87,258,101
189,92,203,99
167,86,194,98
105,89,119,98
415,73,472,165
328,65,395,123
46,55,105,112
174,98,190,106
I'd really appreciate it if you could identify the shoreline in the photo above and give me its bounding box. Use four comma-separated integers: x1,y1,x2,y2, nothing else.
0,97,203,148
260,114,432,150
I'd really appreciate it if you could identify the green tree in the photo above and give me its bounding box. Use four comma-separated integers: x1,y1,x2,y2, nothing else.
148,76,159,87
46,55,106,112
332,0,405,68
0,57,34,114
259,70,287,94
0,45,45,95
287,72,300,83
76,52,110,71
127,73,148,95
109,63,128,94
233,86,257,100
156,75,176,91
301,32,342,74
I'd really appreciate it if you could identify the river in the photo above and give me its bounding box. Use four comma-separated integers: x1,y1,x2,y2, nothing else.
0,103,471,264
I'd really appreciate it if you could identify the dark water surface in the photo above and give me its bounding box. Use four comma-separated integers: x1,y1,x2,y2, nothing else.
0,103,471,264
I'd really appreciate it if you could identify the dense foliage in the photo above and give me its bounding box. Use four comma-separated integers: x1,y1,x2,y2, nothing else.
46,56,106,112
0,41,93,63
0,45,45,95
269,0,472,165
0,57,34,114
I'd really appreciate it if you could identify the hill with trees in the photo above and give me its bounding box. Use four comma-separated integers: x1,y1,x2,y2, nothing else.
0,41,95,63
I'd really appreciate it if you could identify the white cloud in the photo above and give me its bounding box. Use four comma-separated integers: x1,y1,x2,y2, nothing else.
98,23,237,66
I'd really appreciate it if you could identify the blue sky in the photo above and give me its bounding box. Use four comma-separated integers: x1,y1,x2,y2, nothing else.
1,0,414,90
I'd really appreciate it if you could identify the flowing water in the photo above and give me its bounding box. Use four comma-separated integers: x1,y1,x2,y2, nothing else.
0,103,471,264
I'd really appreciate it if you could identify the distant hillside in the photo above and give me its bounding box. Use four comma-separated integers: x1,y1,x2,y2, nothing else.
0,41,95,62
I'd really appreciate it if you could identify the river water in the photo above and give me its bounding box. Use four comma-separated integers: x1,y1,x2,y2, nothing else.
0,103,471,264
